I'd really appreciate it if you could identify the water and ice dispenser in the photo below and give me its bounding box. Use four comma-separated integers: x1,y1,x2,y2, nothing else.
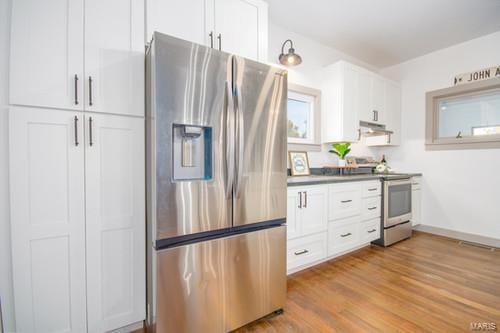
172,124,212,181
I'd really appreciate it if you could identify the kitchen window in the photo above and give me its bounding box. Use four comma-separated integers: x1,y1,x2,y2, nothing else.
426,77,500,150
287,83,321,151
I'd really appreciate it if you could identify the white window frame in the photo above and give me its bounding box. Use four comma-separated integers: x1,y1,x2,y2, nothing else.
287,83,321,152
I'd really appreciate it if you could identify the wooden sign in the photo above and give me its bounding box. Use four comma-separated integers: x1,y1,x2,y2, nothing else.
454,65,500,85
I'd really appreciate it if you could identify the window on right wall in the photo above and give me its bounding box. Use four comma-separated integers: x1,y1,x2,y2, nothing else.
426,77,500,150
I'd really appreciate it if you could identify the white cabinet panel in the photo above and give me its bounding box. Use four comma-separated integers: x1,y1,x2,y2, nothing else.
286,188,301,239
328,218,360,256
360,219,380,243
147,0,211,45
361,196,381,221
10,0,84,110
214,0,268,61
357,69,372,123
300,187,328,235
9,107,87,333
371,75,385,123
287,233,327,273
328,185,362,221
85,114,145,331
85,0,144,116
412,190,421,226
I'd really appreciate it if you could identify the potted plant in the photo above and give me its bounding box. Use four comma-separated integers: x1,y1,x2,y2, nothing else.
329,142,351,167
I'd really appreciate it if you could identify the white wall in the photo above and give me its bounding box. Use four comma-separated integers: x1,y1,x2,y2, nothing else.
268,23,378,167
380,31,500,240
0,0,15,331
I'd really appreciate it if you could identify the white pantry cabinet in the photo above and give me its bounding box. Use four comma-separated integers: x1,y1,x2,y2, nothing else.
9,107,145,332
85,114,145,332
10,108,87,333
9,0,84,110
147,0,268,61
10,0,144,116
411,177,422,226
84,0,145,116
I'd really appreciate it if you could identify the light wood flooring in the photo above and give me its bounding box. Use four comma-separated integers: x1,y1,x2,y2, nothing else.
138,231,500,332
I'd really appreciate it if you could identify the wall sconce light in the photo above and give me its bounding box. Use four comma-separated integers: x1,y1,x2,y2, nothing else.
279,39,302,66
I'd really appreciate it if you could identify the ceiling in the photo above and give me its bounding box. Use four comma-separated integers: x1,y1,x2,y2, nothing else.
267,0,500,68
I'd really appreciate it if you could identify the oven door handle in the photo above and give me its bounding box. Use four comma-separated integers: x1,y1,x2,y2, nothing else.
385,179,412,187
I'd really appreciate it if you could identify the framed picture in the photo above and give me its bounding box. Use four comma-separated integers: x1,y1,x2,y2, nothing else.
289,151,311,176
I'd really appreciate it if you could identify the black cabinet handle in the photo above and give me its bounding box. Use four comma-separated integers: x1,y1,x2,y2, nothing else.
341,232,352,238
294,249,309,256
303,191,307,208
368,207,377,210
88,76,93,106
298,192,302,209
74,116,79,146
368,188,378,191
217,33,221,51
89,117,93,146
74,74,79,105
341,199,352,203
367,229,377,233
209,31,214,48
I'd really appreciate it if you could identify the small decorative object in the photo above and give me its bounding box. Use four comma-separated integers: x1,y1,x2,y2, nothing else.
454,65,500,85
329,142,351,167
289,151,310,176
279,39,302,66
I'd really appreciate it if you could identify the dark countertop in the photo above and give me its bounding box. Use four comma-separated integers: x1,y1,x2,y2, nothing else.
287,173,422,187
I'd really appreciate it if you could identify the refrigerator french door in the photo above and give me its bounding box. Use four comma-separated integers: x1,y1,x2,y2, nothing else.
146,32,287,333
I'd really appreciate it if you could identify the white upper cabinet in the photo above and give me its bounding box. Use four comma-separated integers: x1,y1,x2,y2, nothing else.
85,114,145,332
9,107,87,332
10,0,144,116
147,0,268,61
85,0,145,116
322,60,401,144
10,0,84,110
147,0,211,46
213,0,268,61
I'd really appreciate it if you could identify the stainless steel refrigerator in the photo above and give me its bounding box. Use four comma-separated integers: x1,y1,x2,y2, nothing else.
145,32,288,333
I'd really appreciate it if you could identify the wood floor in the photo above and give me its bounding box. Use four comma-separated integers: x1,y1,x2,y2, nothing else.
138,231,500,332
235,231,500,333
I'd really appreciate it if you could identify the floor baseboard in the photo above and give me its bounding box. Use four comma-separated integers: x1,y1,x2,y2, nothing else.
413,224,500,248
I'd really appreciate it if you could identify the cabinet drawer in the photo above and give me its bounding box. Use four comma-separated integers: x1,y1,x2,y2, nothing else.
328,220,360,256
362,181,381,197
287,233,327,272
328,186,362,221
361,196,381,221
360,219,380,243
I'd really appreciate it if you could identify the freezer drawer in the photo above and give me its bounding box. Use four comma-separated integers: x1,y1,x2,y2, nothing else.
155,226,286,333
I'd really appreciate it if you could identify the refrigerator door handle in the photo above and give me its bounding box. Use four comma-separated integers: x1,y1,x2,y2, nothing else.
225,81,236,198
234,84,244,198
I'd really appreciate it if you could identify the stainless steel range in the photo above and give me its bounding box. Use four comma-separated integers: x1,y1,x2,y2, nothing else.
374,175,413,246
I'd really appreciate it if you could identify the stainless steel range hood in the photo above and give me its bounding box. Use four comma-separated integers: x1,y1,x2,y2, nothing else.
359,121,394,137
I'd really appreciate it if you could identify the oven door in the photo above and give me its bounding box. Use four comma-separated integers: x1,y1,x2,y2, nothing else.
384,179,412,227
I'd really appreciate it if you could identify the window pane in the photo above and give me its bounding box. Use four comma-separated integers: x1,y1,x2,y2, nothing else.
438,90,500,138
287,98,311,139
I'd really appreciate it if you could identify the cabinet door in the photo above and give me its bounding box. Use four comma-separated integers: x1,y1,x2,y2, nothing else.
301,187,328,235
357,70,373,122
371,75,385,123
85,114,145,332
214,0,268,61
412,189,421,226
342,64,360,142
147,0,212,46
85,0,144,116
287,189,302,239
10,0,84,110
9,107,87,333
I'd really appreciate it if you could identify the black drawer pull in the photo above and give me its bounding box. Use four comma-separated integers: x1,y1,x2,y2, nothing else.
367,229,377,233
341,199,352,203
368,188,378,191
294,249,309,256
340,232,352,238
368,207,377,210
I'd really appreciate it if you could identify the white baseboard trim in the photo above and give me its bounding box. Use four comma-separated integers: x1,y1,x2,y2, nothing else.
108,320,144,333
414,224,500,248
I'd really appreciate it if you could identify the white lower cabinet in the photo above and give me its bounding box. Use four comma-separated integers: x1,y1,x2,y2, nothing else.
10,107,145,332
287,180,382,273
411,177,422,226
